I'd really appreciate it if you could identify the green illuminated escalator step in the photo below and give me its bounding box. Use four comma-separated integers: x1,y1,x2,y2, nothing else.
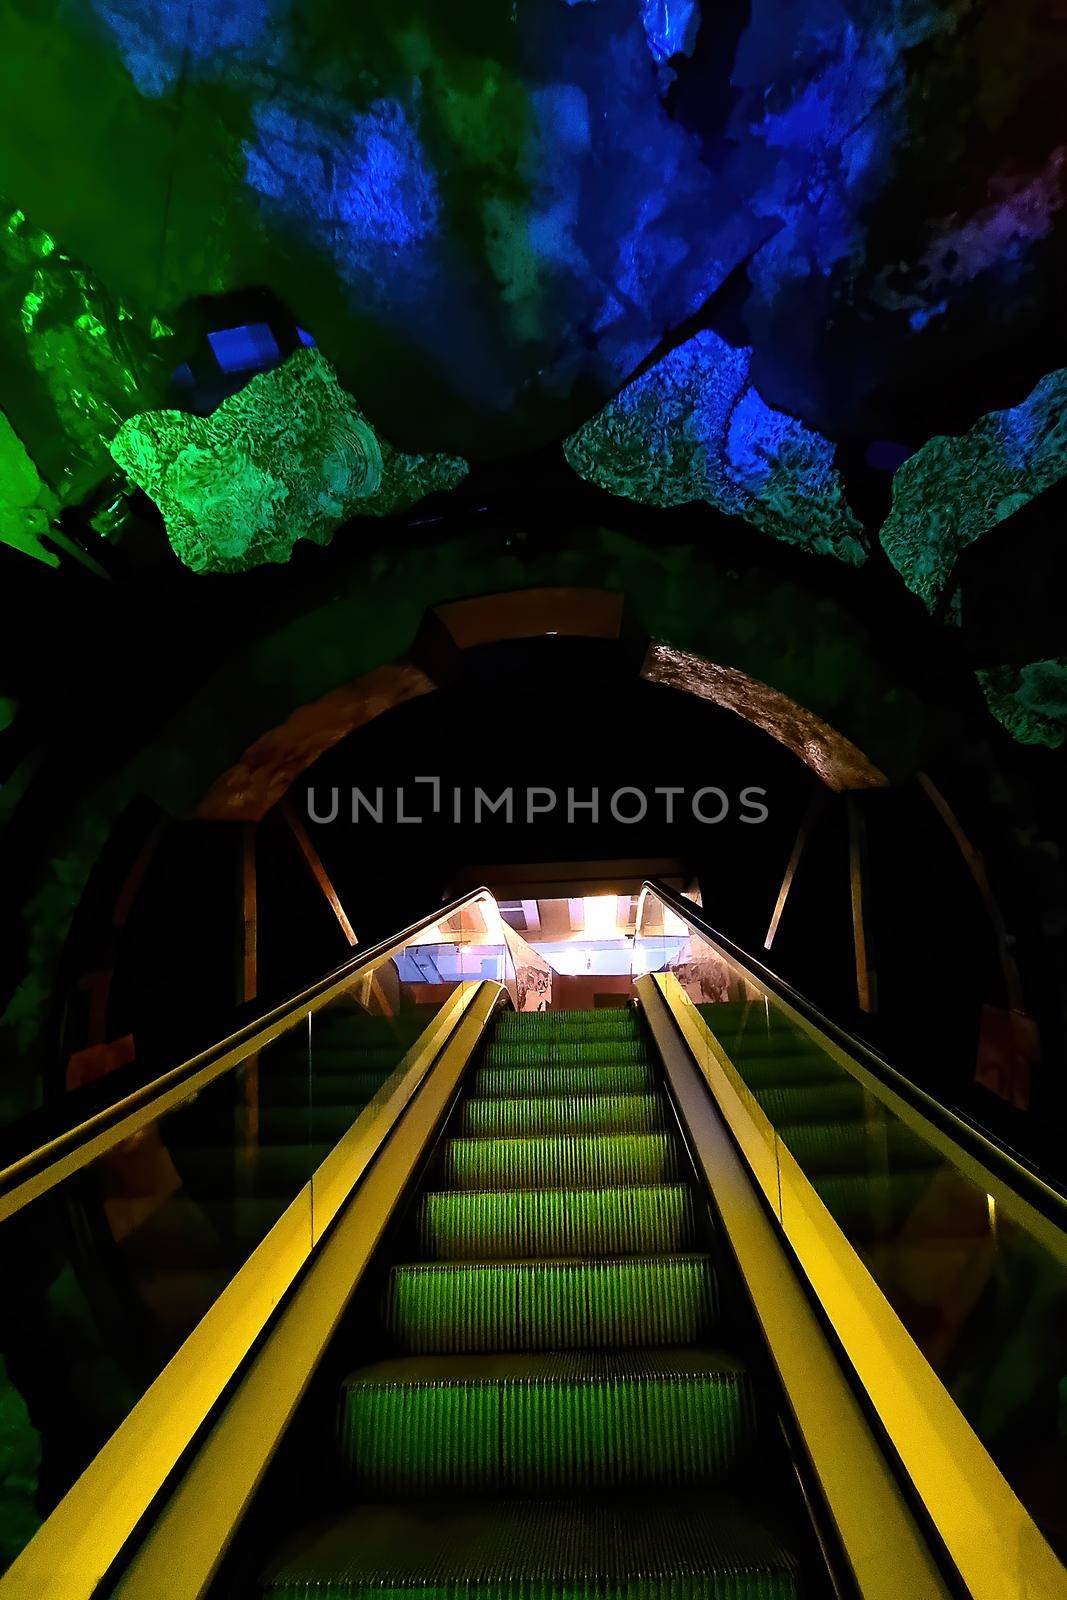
749,1080,866,1124
443,1134,676,1190
418,1184,697,1260
698,1002,797,1032
181,1143,331,1195
387,1256,717,1353
484,1040,651,1068
339,1350,756,1493
495,1009,641,1037
717,1054,843,1090
777,1117,941,1176
263,1069,393,1106
472,1064,656,1098
812,1169,942,1238
255,1106,358,1144
461,1094,665,1138
263,1498,800,1600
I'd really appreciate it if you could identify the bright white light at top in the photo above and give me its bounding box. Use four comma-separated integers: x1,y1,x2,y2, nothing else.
663,905,692,935
583,895,620,937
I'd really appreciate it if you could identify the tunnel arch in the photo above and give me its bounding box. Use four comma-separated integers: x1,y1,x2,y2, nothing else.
195,586,887,824
2,522,1061,1133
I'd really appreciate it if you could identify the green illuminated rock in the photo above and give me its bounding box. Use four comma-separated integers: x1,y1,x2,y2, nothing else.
1,205,162,501
109,349,469,574
880,370,1067,611
977,659,1067,750
0,699,17,733
0,408,57,565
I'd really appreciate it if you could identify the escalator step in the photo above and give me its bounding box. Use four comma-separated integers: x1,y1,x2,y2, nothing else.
717,1054,843,1091
812,1169,933,1238
484,1040,652,1068
472,1064,656,1098
813,1167,987,1241
339,1350,756,1493
777,1117,941,1176
299,1044,413,1068
750,1080,866,1124
263,1498,800,1600
494,1010,641,1037
418,1184,697,1261
261,1070,392,1107
698,1002,796,1033
387,1257,718,1354
443,1134,677,1190
254,1106,359,1145
176,1143,332,1196
461,1094,666,1139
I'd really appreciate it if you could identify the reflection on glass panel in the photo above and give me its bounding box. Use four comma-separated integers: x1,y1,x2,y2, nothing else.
501,920,552,1012
637,886,1067,1558
0,892,515,1576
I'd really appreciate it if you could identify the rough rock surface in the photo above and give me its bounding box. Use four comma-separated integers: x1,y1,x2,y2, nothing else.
881,369,1067,610
564,331,867,564
110,350,468,574
977,658,1067,750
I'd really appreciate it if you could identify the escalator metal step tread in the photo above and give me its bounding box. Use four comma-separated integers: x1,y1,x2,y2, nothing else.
345,1348,747,1384
262,1071,393,1104
749,1081,866,1124
719,1054,844,1089
472,1064,657,1097
461,1094,666,1138
418,1184,697,1260
263,1498,800,1599
275,1046,410,1069
177,1143,332,1194
776,1116,942,1175
249,1107,360,1144
698,1002,796,1028
443,1134,677,1190
812,1171,927,1237
484,1040,653,1067
340,1350,755,1493
495,1009,642,1037
386,1256,718,1354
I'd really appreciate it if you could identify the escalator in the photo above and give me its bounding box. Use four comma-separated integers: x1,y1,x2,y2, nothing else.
698,1002,950,1242
2,882,1065,1600
174,1012,426,1264
262,1006,811,1600
101,1012,428,1344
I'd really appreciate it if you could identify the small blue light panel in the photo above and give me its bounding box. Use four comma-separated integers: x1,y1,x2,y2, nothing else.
208,323,282,373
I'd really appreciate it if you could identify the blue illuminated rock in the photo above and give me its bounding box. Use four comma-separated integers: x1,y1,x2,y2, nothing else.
563,330,866,563
90,0,288,97
109,350,468,574
880,369,1067,609
244,96,440,305
642,0,701,63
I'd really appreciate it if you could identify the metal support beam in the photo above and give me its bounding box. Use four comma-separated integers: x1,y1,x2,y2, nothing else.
847,794,877,1013
764,787,825,950
281,800,358,946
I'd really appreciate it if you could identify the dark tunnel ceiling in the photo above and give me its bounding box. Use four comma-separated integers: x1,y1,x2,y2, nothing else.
1,0,1067,742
